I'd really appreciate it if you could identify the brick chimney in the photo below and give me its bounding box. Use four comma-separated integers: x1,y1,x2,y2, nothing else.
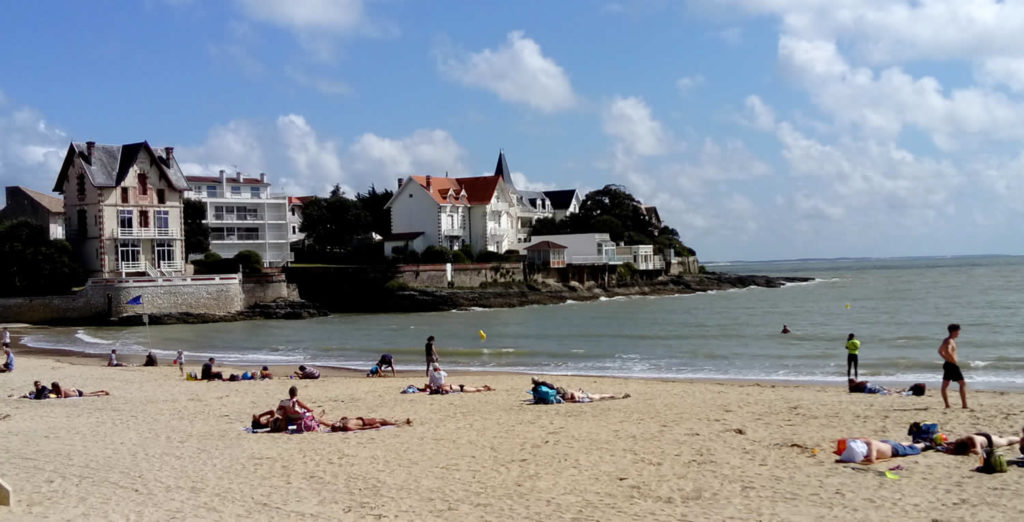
397,178,404,189
425,175,432,192
164,146,174,162
86,141,95,160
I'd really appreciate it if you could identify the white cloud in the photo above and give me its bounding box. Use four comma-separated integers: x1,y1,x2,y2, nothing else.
0,102,67,205
276,114,347,194
438,31,578,113
602,96,670,157
717,26,742,46
743,95,776,131
510,172,556,192
234,0,366,32
348,129,467,192
676,75,704,94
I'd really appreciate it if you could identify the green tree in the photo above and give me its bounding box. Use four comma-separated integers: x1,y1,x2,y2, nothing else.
355,185,394,238
299,185,371,251
183,199,210,257
234,250,263,274
0,219,84,296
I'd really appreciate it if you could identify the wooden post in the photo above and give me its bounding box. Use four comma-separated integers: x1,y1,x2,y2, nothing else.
0,477,12,507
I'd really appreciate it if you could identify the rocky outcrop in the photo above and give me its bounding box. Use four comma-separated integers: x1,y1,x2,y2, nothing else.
108,299,328,326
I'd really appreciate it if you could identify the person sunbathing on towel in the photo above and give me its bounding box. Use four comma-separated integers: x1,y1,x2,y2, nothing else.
251,410,287,432
943,429,1023,456
555,386,630,403
50,381,109,398
837,438,925,464
328,416,412,432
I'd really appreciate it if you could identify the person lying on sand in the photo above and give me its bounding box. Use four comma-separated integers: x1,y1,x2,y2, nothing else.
50,381,109,398
20,380,51,399
407,383,495,393
328,417,412,432
837,438,925,464
847,378,896,394
251,410,287,432
555,387,630,403
943,430,1023,456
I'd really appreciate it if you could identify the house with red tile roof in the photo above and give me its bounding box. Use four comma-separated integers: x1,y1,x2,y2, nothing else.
384,158,519,255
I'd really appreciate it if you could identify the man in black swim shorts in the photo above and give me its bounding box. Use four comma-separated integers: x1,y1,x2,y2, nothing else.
938,323,967,409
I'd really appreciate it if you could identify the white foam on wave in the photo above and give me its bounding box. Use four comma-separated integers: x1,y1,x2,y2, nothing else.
75,330,112,344
968,360,991,368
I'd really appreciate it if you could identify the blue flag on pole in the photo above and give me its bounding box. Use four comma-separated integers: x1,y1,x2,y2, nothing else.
126,295,143,306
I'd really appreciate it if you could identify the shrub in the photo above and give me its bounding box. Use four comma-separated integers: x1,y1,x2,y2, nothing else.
202,251,222,262
459,244,475,262
617,262,638,282
234,250,263,274
450,250,469,264
475,250,505,263
421,245,453,263
384,279,411,291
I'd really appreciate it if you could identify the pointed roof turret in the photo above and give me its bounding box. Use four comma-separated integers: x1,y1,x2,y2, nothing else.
493,149,514,188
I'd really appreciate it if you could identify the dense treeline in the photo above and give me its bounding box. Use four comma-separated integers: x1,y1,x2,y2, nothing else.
0,219,84,296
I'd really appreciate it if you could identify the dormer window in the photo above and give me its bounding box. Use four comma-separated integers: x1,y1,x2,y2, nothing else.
138,173,148,196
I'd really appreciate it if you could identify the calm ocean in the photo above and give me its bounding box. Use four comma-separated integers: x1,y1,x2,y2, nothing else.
19,255,1024,389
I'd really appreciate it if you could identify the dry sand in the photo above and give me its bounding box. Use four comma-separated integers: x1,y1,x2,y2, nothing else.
2,329,1024,521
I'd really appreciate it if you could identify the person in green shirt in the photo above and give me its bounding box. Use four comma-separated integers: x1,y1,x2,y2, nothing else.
845,333,860,379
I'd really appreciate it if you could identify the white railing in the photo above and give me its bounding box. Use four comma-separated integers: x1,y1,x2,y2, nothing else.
210,232,290,242
487,226,511,238
119,261,144,271
568,255,634,265
118,227,176,238
191,191,287,200
159,260,184,271
442,227,463,236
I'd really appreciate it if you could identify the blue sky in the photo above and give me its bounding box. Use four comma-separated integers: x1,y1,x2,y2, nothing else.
3,1,1024,261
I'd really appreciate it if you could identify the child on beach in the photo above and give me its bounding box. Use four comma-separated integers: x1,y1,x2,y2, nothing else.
174,350,184,376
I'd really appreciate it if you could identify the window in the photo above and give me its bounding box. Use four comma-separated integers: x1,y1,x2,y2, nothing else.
231,186,241,197
157,189,166,204
118,240,141,268
77,208,87,237
138,173,148,196
290,207,296,217
210,227,225,241
291,225,297,234
76,173,86,200
206,185,217,198
118,209,133,230
155,240,175,267
139,210,150,229
156,210,170,233
250,186,261,199
120,187,129,203
447,214,455,228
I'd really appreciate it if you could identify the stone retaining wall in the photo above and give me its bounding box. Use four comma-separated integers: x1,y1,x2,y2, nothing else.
395,262,523,288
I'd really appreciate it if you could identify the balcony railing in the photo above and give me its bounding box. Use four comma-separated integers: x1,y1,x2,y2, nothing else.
210,213,288,222
191,191,287,200
442,227,464,236
210,232,290,242
118,261,144,271
158,260,184,271
487,226,511,238
117,227,177,238
568,255,633,265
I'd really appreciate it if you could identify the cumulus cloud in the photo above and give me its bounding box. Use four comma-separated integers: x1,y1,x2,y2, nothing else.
276,114,347,194
510,172,557,192
0,99,68,205
743,95,776,131
602,96,670,157
438,31,578,113
348,129,467,191
676,75,704,94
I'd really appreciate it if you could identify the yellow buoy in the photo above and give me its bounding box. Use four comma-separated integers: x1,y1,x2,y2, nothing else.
479,329,487,341
845,303,851,309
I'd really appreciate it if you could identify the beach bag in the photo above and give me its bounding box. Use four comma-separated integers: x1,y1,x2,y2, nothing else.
908,383,926,396
298,414,319,433
907,422,940,443
533,385,558,404
978,434,1008,474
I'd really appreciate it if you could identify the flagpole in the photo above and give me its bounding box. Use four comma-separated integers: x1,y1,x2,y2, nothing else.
143,297,153,355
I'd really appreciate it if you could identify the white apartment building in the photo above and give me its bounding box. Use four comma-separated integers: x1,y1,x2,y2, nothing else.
185,170,292,267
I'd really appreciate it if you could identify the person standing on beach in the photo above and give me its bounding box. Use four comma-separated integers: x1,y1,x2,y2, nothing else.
174,350,185,376
939,323,968,409
845,333,860,379
425,336,438,377
2,326,11,349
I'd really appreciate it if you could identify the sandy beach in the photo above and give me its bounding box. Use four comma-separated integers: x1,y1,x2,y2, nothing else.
2,329,1024,521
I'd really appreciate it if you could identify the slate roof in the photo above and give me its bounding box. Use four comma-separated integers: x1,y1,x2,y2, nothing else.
518,189,550,211
493,150,513,187
53,141,190,193
385,231,424,241
543,189,579,210
17,186,64,213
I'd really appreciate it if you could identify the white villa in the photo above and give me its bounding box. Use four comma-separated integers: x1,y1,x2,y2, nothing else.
384,155,520,255
52,141,189,278
185,171,291,267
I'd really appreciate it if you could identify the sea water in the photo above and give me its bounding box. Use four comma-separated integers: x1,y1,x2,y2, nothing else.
19,255,1024,389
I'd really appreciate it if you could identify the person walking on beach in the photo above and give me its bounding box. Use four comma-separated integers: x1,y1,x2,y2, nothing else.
2,326,11,348
174,350,185,376
845,333,860,379
425,336,438,377
939,323,968,409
